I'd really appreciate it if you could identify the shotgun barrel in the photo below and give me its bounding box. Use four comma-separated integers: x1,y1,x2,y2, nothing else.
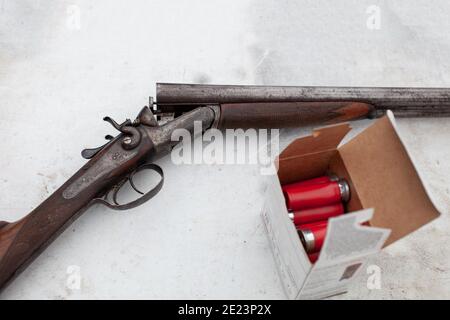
156,83,450,118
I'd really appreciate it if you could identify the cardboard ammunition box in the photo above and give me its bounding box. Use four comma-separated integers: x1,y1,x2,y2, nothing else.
261,111,440,299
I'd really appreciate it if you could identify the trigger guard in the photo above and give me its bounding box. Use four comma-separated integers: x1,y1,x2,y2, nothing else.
91,163,164,211
129,171,144,195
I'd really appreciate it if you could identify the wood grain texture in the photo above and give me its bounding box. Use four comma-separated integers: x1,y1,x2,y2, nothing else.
217,101,374,129
0,128,154,291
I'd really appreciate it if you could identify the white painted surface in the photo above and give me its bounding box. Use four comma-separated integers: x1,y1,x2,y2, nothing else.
0,0,449,299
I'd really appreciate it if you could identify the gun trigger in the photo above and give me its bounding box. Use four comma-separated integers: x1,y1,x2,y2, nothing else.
129,175,144,195
111,176,130,206
90,163,164,211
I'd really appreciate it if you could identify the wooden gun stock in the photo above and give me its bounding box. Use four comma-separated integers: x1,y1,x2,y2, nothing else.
0,122,156,291
0,178,97,290
216,101,374,129
0,106,213,292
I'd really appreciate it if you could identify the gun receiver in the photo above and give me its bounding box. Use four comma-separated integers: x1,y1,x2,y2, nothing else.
0,106,215,291
1,82,450,292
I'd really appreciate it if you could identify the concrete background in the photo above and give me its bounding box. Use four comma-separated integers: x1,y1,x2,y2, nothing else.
0,0,449,299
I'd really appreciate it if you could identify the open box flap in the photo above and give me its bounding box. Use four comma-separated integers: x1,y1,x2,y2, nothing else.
385,111,443,215
277,123,351,184
338,112,440,246
279,123,351,160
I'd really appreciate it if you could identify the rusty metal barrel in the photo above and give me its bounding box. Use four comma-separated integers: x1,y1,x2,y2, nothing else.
155,83,450,117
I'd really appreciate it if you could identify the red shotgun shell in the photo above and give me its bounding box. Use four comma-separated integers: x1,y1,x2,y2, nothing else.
288,203,344,225
282,174,339,189
308,252,320,263
283,179,350,211
297,221,328,253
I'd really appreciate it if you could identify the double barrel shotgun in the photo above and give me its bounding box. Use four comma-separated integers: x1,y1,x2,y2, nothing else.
1,83,450,291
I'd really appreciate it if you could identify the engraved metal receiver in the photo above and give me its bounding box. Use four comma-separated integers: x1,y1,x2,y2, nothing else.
63,103,217,211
